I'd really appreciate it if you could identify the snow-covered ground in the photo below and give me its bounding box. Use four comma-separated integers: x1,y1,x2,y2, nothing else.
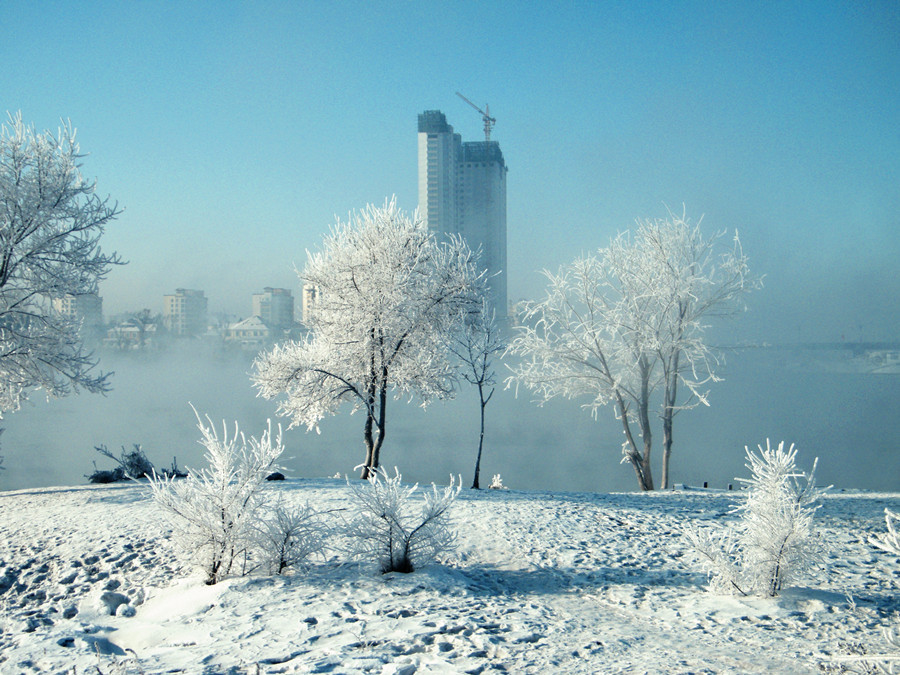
1,480,898,674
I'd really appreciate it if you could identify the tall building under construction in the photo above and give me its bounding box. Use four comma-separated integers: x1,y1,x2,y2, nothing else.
417,109,507,322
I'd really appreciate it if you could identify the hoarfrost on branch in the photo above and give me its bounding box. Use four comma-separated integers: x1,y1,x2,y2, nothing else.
149,410,284,585
448,298,504,489
685,440,824,597
0,112,122,414
253,197,486,477
506,209,758,490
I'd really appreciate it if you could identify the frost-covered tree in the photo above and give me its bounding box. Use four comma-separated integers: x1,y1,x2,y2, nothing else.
127,309,163,350
637,213,759,489
685,440,824,597
344,467,461,573
506,210,756,490
0,112,122,414
149,411,284,584
449,300,504,489
507,249,657,490
254,198,485,478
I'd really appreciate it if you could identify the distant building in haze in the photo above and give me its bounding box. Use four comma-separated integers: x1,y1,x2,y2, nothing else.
252,287,294,330
52,293,104,328
163,288,208,337
224,315,274,351
301,283,319,325
53,293,104,343
417,109,508,321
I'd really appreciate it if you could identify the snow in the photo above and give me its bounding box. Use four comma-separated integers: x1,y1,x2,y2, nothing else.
1,480,898,673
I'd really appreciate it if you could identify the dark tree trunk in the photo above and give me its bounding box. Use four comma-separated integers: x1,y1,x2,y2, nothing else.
636,360,655,491
360,358,378,478
360,400,388,478
616,395,654,491
361,411,375,479
637,399,654,491
371,377,388,470
471,384,492,489
360,338,381,479
661,401,674,490
661,351,679,490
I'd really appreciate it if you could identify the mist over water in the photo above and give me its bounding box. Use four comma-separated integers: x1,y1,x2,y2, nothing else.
1,346,897,493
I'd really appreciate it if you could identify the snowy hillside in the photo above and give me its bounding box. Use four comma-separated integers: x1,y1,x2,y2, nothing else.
1,480,898,674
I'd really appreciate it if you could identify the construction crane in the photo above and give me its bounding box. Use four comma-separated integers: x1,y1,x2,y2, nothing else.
456,91,495,143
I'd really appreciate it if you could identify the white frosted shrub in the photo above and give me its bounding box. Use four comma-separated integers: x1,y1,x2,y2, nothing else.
149,411,283,584
489,473,508,490
873,509,900,557
686,440,824,597
253,499,326,575
738,440,824,595
345,467,461,574
683,525,744,596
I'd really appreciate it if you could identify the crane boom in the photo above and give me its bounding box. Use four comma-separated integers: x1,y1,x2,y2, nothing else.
456,91,496,143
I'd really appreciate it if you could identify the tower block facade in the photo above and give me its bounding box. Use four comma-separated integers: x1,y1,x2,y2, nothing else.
417,110,507,322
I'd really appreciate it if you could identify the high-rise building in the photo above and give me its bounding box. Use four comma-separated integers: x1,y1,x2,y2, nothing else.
252,287,294,330
418,110,508,321
163,288,208,337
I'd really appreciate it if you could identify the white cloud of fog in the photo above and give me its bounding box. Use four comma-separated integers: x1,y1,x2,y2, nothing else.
2,347,897,494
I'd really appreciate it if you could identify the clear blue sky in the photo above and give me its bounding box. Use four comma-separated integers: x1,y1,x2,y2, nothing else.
4,1,898,342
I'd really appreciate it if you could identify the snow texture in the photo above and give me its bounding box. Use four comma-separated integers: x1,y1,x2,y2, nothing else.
1,480,898,673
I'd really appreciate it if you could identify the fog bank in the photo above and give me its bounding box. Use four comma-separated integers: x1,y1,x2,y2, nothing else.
1,346,897,493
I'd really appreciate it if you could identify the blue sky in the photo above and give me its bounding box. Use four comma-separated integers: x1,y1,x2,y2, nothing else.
4,1,898,342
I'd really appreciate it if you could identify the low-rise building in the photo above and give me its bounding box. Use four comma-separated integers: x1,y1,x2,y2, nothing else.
224,316,274,351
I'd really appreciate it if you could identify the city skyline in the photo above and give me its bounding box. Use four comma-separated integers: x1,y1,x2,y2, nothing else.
4,2,898,343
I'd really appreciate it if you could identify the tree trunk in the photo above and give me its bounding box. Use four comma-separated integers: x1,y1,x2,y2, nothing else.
471,384,489,489
361,412,375,479
360,341,379,479
616,396,653,491
661,408,673,490
371,378,388,470
637,400,654,491
636,362,655,491
661,352,679,490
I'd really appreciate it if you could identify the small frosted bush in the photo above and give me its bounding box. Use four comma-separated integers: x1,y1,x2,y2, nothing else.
88,443,155,483
873,509,900,557
150,410,283,584
489,474,508,490
345,467,461,574
253,499,327,575
686,440,824,597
